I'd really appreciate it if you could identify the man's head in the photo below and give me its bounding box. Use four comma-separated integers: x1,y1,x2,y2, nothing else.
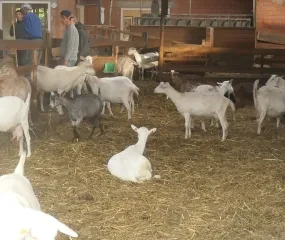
60,9,72,26
20,3,32,14
70,16,77,24
15,10,24,21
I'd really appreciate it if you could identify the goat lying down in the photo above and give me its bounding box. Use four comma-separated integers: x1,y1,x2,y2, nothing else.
154,82,235,141
107,125,160,182
0,152,78,239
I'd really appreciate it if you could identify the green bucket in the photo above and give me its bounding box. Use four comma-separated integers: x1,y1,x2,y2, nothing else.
103,62,116,73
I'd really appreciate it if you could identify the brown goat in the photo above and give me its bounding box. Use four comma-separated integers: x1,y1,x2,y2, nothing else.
169,70,206,92
0,56,33,124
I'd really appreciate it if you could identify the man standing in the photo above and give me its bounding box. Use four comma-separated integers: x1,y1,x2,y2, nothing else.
60,10,79,67
20,3,43,65
74,21,90,64
9,10,26,66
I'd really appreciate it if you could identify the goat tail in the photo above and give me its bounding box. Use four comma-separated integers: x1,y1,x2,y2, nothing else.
253,79,259,110
253,79,260,119
131,84,140,97
14,151,27,175
131,59,139,66
228,100,236,122
25,92,31,111
153,175,161,179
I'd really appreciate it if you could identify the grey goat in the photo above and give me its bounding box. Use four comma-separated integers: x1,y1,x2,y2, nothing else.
53,93,104,141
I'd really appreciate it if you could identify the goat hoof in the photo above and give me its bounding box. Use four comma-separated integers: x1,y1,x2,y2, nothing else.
72,137,80,143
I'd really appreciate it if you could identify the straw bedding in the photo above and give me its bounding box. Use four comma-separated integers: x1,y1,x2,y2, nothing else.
0,80,284,240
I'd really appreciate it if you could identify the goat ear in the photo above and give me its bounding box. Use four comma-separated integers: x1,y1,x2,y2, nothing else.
29,209,78,238
131,124,138,132
52,216,78,238
229,79,233,84
217,82,222,85
149,128,157,134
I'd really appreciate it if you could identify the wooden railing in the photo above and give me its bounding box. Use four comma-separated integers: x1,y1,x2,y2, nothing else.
0,39,47,102
161,45,285,74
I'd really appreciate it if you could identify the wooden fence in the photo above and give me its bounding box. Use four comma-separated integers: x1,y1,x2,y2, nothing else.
161,45,285,74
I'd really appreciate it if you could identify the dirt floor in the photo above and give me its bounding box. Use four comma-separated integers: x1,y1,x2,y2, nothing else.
0,80,285,240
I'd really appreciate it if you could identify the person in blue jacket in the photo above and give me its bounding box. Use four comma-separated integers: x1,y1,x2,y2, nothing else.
20,3,43,65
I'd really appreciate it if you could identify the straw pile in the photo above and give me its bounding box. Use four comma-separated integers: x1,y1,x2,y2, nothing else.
0,80,284,240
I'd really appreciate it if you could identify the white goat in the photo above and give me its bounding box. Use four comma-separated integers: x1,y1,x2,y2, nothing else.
32,62,95,115
87,76,139,119
0,152,78,239
154,82,235,141
193,79,236,131
265,74,285,88
49,60,95,114
54,55,94,98
128,47,158,81
116,55,138,81
253,79,285,134
107,124,160,182
0,93,31,157
99,75,138,116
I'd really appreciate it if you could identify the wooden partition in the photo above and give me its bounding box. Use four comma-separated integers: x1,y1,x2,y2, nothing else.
130,26,206,45
209,27,255,48
161,45,285,74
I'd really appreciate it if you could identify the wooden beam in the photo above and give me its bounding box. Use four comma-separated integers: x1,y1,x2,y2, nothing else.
257,31,285,46
15,65,34,75
163,46,285,55
0,40,45,50
161,64,285,74
89,38,163,48
159,15,165,82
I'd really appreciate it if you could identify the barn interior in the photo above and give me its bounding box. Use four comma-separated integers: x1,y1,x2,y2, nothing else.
0,0,285,239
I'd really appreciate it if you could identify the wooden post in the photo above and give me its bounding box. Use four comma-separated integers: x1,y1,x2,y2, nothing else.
98,0,102,25
32,50,38,101
44,30,49,66
0,29,3,59
261,54,264,75
109,0,113,25
11,6,18,66
159,16,165,82
206,27,214,47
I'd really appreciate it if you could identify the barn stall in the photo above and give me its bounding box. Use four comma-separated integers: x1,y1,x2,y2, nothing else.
0,1,285,240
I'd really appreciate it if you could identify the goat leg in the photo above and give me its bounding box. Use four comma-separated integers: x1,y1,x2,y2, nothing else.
99,122,104,135
72,126,80,142
87,126,96,139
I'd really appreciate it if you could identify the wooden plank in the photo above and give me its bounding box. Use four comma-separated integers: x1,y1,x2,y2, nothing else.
15,65,33,76
254,59,285,64
163,46,285,55
164,57,207,62
161,64,285,74
257,31,285,46
89,38,162,48
0,40,45,50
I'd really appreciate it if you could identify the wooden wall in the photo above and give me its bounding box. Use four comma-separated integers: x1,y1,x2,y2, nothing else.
256,0,285,49
211,28,255,48
130,26,206,45
171,0,253,15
